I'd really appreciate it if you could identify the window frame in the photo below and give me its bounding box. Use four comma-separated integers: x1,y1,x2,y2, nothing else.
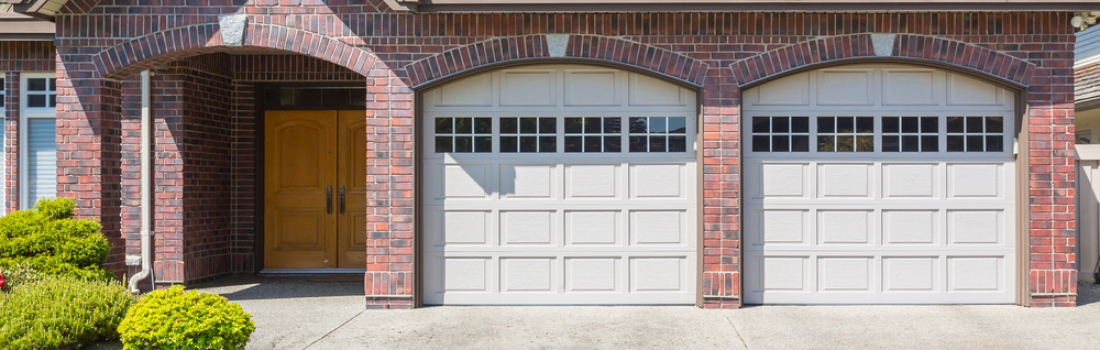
0,75,6,212
19,72,58,209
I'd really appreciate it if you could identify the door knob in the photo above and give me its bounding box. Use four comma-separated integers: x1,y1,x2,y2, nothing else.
339,185,346,214
326,186,333,214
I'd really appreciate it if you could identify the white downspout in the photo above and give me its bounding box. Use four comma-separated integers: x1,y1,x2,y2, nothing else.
129,70,153,294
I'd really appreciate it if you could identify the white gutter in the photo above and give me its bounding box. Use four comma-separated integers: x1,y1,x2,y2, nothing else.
129,70,153,294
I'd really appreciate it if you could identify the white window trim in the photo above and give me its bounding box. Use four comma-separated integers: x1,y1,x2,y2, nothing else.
19,72,57,209
1,74,6,213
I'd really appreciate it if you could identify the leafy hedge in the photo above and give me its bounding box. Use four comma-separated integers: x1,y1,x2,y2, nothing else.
0,276,135,350
0,198,112,281
118,286,255,350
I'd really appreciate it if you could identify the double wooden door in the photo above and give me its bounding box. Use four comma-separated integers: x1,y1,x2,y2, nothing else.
264,110,367,269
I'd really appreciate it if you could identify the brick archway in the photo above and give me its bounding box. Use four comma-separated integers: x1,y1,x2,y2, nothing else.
731,33,1035,88
92,23,379,80
405,34,710,88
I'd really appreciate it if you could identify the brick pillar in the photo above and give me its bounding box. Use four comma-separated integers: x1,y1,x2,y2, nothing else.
55,73,124,277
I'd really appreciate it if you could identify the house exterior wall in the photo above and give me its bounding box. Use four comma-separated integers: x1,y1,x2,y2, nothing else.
44,1,1079,307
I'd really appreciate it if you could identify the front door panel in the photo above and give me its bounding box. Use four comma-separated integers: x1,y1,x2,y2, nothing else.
264,111,339,269
338,111,369,268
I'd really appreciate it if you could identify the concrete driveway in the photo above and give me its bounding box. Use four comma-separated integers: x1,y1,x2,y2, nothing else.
195,276,1100,350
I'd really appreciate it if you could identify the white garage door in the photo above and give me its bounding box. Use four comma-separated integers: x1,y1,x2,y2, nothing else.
743,64,1017,304
422,65,698,305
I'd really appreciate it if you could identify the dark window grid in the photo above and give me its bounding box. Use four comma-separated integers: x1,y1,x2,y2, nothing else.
816,116,874,152
750,116,810,152
881,116,940,153
500,117,557,153
628,116,688,153
434,117,493,153
564,117,622,153
24,78,57,109
0,77,5,109
945,116,1006,153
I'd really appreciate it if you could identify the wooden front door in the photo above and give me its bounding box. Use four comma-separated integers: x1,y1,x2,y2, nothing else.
264,110,366,269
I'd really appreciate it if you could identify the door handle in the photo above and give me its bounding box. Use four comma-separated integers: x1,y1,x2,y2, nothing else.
326,186,333,214
339,185,346,214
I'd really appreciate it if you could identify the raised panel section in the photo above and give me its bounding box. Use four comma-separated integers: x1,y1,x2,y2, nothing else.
947,73,1002,106
818,211,872,244
273,210,324,249
883,258,936,291
438,73,492,107
629,73,683,106
883,164,937,198
441,211,490,245
948,211,1002,244
443,258,490,292
882,70,936,106
753,73,809,106
443,164,489,198
632,164,681,198
818,258,872,291
566,164,618,198
760,163,807,197
817,70,873,106
631,258,682,291
761,257,807,291
501,258,554,292
501,71,555,106
565,211,619,245
758,210,806,244
501,211,554,245
819,164,871,198
631,211,684,245
565,71,618,106
501,165,553,198
566,258,620,292
883,211,937,244
948,257,1002,291
948,164,1001,198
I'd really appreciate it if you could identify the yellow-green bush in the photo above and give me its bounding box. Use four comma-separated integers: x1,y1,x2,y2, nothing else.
0,276,135,350
118,286,255,350
0,198,112,281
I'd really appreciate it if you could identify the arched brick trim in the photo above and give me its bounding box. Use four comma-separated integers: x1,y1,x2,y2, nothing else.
93,23,377,80
405,34,709,88
731,34,1035,88
59,0,102,15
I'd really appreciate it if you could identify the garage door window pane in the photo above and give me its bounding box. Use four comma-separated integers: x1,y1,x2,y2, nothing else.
751,116,808,152
565,117,621,153
883,116,938,152
435,117,492,153
501,117,556,153
946,116,1005,152
818,116,873,152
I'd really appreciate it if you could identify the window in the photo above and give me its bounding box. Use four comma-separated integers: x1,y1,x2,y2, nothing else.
882,116,938,152
629,117,687,152
0,76,5,210
751,116,809,152
500,117,556,153
817,116,873,152
946,116,1004,152
20,73,58,208
435,117,492,153
564,117,621,153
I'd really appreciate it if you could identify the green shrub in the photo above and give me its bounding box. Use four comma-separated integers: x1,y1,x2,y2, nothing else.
0,198,112,281
0,263,44,293
0,276,135,350
118,286,255,350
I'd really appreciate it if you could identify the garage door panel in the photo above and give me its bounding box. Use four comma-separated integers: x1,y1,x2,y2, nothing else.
501,258,557,292
946,73,1005,106
947,163,1004,198
947,257,1006,292
565,211,621,246
565,164,621,198
436,73,492,107
500,211,556,245
501,164,555,198
500,71,556,107
628,73,687,106
630,257,688,292
816,69,873,106
755,256,810,292
442,257,492,292
630,211,687,246
756,163,809,198
752,209,809,246
630,164,686,198
882,210,938,245
881,69,938,106
818,210,874,245
947,210,1005,245
882,163,938,198
565,258,621,292
882,257,938,292
435,210,492,247
441,164,492,199
749,73,810,106
818,257,874,292
818,163,873,198
564,70,619,106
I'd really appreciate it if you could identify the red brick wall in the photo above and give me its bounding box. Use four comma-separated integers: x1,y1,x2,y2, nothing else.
51,4,1078,307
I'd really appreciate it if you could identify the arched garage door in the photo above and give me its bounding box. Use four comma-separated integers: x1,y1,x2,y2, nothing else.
743,64,1016,304
422,65,698,305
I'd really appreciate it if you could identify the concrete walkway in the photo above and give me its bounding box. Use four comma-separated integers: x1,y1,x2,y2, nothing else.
195,276,1100,350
